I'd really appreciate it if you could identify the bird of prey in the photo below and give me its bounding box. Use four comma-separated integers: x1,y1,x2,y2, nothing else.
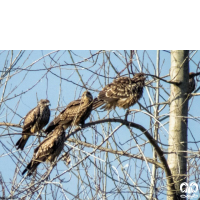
16,99,50,150
92,73,146,110
45,91,93,134
22,126,65,176
188,72,196,93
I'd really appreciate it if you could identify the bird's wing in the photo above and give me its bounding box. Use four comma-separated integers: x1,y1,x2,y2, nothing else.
59,99,83,121
34,133,57,161
22,126,65,176
42,107,51,127
45,99,81,133
23,106,40,132
99,77,133,100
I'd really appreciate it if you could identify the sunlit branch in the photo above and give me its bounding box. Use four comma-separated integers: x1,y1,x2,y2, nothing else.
67,138,164,169
66,118,176,195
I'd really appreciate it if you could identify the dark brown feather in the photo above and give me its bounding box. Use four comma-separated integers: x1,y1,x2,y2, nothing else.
92,73,146,110
16,99,50,150
45,91,93,134
92,98,105,110
22,126,65,176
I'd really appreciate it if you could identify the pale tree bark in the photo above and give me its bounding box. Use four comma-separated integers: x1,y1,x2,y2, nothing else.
167,50,189,199
150,50,160,199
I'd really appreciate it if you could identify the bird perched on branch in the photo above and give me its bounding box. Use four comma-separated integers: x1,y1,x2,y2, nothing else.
16,99,50,150
188,72,196,93
45,91,93,135
22,126,65,176
92,73,146,110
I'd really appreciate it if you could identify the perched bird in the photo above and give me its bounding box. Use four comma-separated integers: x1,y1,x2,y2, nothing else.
16,99,50,150
92,73,146,110
45,91,93,135
188,72,196,93
22,126,65,176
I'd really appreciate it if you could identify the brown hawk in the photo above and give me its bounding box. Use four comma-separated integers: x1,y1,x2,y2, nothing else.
45,91,93,135
22,126,65,176
188,72,196,93
92,73,146,110
16,99,51,150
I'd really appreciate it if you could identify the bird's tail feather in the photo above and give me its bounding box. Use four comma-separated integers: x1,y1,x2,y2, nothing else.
16,136,28,150
92,98,105,110
22,161,39,176
45,123,57,135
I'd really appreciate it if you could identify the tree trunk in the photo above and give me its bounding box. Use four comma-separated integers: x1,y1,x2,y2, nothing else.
167,50,189,199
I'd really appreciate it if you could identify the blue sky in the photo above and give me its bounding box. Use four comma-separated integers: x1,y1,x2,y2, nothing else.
0,50,200,199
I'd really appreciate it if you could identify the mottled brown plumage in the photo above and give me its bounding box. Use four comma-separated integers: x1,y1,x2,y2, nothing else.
22,126,65,176
16,99,50,150
188,72,196,93
93,73,146,110
45,91,93,134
